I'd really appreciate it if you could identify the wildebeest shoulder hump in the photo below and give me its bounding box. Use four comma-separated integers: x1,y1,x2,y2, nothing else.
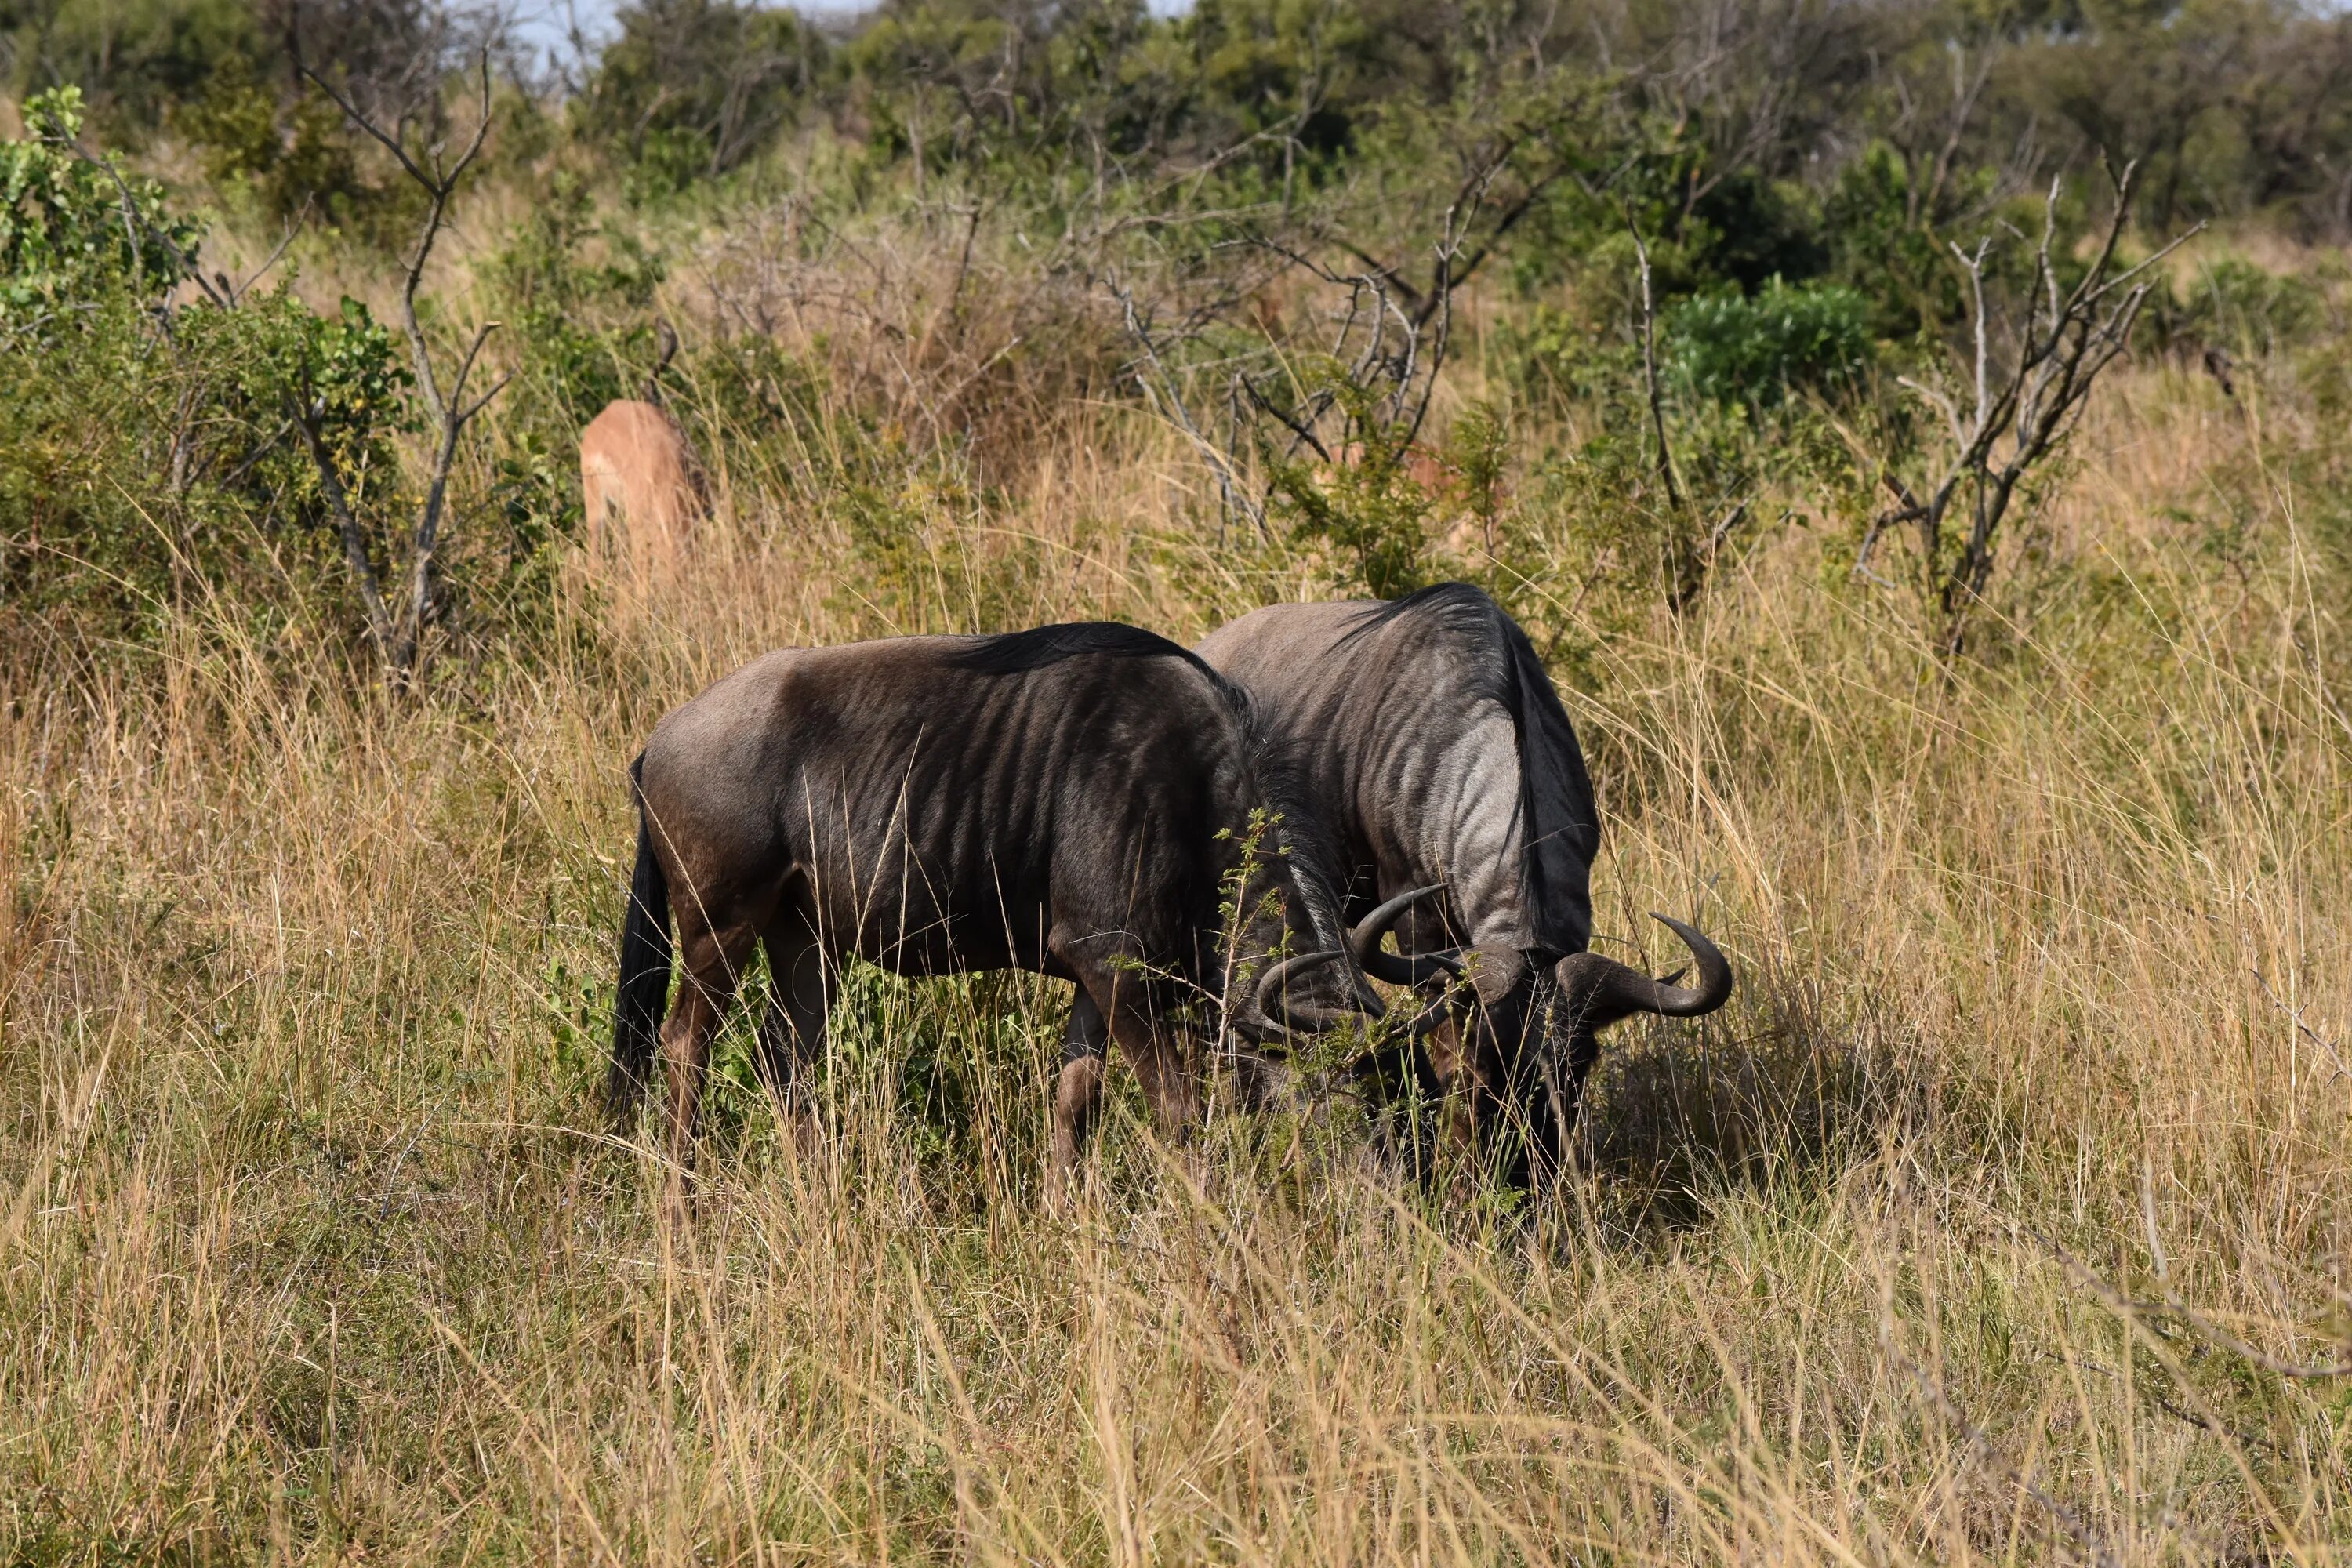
942,620,1210,677
1338,580,1599,954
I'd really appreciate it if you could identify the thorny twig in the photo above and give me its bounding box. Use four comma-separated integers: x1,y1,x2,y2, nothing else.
1102,133,1515,539
2252,966,2352,1083
2052,1239,2352,1381
1107,270,1265,539
1626,213,1682,516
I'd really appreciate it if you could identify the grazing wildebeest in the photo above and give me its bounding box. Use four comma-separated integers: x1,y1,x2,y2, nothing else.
608,622,1432,1190
1061,583,1733,1189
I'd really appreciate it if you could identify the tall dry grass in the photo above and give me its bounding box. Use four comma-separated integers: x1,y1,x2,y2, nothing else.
4,208,2350,1563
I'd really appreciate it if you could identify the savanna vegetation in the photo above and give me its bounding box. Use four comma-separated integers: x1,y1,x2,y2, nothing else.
4,0,2352,1559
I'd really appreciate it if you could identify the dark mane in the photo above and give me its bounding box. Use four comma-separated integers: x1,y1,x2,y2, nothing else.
1338,582,1521,719
944,621,1205,675
1340,580,1507,651
1340,581,1599,955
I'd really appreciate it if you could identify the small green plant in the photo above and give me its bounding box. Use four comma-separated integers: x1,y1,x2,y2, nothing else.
1669,278,1875,409
1262,365,1436,600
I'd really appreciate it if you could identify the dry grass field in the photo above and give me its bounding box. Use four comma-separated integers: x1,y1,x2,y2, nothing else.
4,205,2351,1565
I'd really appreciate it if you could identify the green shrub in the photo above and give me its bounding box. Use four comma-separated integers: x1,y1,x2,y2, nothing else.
1261,366,1436,601
172,61,377,227
0,0,267,138
0,89,413,649
2149,255,2329,361
483,172,666,429
1668,278,1875,408
574,0,830,197
2,88,198,321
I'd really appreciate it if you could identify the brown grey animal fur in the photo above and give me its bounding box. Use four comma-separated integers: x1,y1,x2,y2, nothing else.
1069,584,1733,1190
608,622,1384,1185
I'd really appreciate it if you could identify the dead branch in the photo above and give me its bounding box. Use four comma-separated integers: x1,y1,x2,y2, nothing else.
1625,215,1682,515
296,43,511,681
2251,966,2351,1082
1106,271,1265,539
2053,1240,2352,1380
1887,159,2202,657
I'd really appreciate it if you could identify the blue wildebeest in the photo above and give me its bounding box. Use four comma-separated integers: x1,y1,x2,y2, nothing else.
1062,584,1733,1189
608,622,1436,1190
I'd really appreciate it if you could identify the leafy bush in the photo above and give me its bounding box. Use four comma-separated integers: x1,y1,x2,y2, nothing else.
483,172,666,428
1261,366,1437,601
573,0,830,198
2,88,198,320
172,60,376,226
0,0,267,137
0,89,412,648
1668,278,1875,408
2150,256,2330,361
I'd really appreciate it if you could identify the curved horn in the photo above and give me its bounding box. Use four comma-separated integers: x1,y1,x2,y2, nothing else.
1254,947,1385,1035
1348,884,1465,986
1552,913,1733,1033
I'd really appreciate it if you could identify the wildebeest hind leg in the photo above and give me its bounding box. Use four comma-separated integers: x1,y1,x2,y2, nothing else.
660,908,760,1195
757,918,834,1159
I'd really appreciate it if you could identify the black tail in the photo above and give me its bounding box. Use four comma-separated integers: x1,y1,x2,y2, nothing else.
608,754,672,1123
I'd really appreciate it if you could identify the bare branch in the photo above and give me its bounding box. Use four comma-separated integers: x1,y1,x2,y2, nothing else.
450,320,503,411
1626,215,1682,514
1708,499,1750,556
1107,271,1265,539
1896,374,1966,452
295,408,398,662
226,205,311,306
1882,163,2190,658
294,53,435,193
458,368,517,427
298,42,505,682
1240,376,1334,463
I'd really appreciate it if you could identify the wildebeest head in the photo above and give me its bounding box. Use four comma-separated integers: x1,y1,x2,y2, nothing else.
1353,912,1733,1185
1311,584,1734,1183
1189,585,1737,1182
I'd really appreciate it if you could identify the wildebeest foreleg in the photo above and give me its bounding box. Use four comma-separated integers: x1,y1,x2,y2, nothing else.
1051,991,1111,1181
1056,945,1200,1158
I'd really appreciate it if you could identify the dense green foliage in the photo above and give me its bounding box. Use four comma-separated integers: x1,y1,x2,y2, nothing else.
1668,281,1875,407
1,87,194,313
3,0,2348,662
0,87,414,637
